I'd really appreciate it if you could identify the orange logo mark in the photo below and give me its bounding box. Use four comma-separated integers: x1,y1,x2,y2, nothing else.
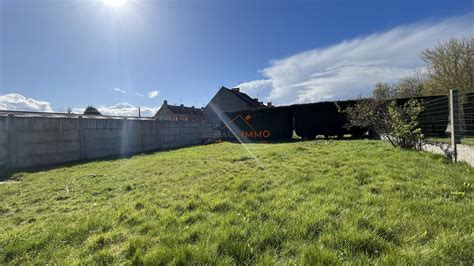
241,130,271,138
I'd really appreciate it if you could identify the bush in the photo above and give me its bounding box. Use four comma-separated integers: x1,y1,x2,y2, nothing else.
388,99,424,149
344,97,424,149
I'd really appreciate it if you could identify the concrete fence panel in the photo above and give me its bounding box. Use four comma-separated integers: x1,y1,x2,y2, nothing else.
0,117,9,168
82,118,125,160
0,115,221,172
13,117,81,168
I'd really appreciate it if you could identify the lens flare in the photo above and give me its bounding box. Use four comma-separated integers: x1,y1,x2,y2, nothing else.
103,0,128,8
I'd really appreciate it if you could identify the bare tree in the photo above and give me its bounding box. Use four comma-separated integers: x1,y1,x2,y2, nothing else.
371,79,425,100
422,38,474,94
395,70,425,98
344,84,424,149
372,82,396,100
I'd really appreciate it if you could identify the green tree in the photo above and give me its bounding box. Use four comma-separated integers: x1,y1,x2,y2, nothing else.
84,106,101,115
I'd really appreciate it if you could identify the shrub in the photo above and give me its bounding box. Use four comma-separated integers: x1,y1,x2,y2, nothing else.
388,99,424,149
344,93,424,149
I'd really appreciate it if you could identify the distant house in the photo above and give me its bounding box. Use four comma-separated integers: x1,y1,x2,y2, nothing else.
203,86,271,126
154,100,204,121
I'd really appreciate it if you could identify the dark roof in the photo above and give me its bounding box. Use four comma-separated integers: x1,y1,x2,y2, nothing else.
224,87,265,107
166,104,203,116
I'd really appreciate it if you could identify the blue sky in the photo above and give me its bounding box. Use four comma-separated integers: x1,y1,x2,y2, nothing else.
0,0,473,116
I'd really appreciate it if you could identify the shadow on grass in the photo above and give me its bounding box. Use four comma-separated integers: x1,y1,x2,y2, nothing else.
0,140,221,181
222,134,370,144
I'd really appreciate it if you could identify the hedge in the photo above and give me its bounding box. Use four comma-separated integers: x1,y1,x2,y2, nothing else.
223,106,293,142
219,93,473,142
291,100,366,139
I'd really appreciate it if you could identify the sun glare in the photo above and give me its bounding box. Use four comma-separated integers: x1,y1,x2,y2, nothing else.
103,0,128,8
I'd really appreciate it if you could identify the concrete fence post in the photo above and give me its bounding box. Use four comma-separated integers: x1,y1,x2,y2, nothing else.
450,89,461,162
123,117,129,155
155,119,160,149
139,120,144,152
179,121,183,144
78,116,86,160
7,114,17,168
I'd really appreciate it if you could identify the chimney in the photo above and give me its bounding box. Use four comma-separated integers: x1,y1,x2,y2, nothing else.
232,88,240,92
180,104,184,107
267,102,272,107
192,106,195,108
253,98,258,102
163,100,168,105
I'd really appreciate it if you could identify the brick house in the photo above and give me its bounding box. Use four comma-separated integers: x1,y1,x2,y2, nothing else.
154,100,204,121
203,86,271,126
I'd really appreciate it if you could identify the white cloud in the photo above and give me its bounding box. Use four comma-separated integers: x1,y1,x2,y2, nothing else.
0,94,54,112
239,14,474,105
114,88,126,94
148,90,159,98
0,93,158,117
73,103,159,117
136,92,144,97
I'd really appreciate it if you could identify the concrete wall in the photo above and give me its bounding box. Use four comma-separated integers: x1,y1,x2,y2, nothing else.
0,114,220,171
0,116,8,168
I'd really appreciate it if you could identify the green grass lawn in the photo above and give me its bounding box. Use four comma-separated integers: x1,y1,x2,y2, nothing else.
0,140,473,264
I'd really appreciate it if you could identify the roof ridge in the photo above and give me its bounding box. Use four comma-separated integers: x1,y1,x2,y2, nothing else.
227,88,262,107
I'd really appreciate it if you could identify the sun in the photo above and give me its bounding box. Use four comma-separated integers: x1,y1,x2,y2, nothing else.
103,0,128,8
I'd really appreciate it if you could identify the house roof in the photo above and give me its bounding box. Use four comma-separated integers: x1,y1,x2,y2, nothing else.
165,104,203,116
224,87,265,108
